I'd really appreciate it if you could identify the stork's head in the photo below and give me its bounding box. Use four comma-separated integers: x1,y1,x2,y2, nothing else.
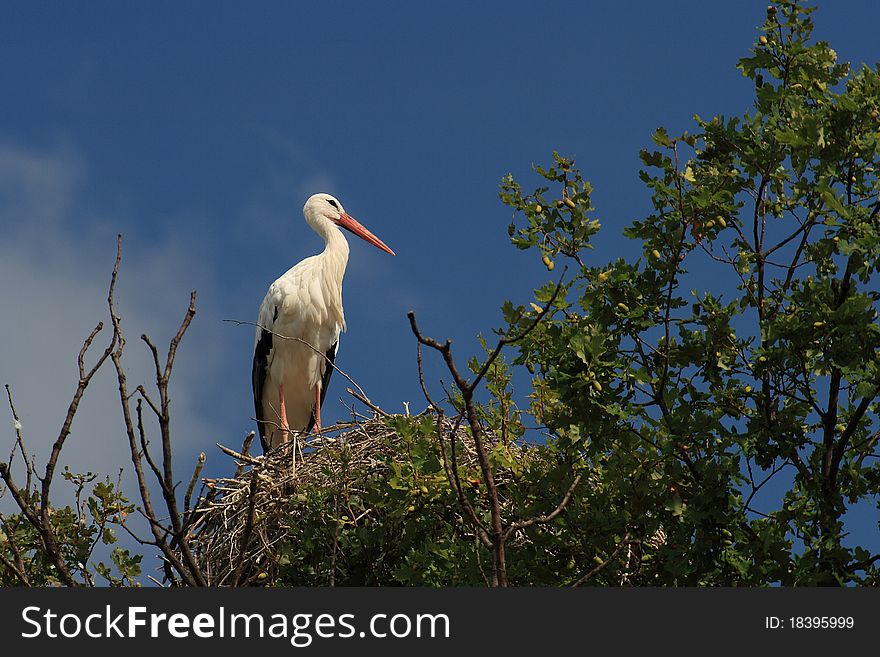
303,193,395,255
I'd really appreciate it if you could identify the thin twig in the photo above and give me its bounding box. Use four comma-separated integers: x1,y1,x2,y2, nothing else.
234,432,257,479
571,532,633,587
223,319,372,404
230,465,261,586
185,452,206,514
216,443,262,466
345,387,390,417
4,385,33,481
108,235,204,586
505,473,583,539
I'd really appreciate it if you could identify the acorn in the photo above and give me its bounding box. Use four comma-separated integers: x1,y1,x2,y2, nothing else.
651,249,661,259
813,321,825,328
617,302,630,313
744,385,753,393
535,204,543,214
759,35,769,46
597,271,610,283
542,255,555,271
591,380,603,392
872,109,879,119
717,217,727,228
564,197,576,209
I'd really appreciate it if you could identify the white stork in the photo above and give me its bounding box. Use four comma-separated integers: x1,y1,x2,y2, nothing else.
252,193,395,452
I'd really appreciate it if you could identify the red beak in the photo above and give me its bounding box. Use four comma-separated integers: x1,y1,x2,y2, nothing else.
336,212,396,256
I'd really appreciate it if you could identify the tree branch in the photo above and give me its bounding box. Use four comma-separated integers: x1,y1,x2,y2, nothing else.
571,532,633,587
505,473,582,539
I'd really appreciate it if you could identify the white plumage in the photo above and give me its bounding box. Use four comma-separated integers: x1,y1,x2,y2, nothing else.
252,193,394,452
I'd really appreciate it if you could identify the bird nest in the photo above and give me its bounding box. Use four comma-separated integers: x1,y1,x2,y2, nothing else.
181,411,521,586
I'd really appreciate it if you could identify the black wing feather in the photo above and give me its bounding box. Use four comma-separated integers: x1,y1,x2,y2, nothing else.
306,338,338,433
252,326,274,452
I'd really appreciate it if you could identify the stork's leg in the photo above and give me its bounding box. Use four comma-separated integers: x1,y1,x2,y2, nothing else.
279,382,296,473
313,382,322,433
278,383,290,445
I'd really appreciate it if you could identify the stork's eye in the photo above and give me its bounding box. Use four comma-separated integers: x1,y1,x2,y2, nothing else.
327,199,339,209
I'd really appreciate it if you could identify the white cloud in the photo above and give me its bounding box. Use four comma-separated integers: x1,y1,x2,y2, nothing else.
0,142,231,579
0,141,84,235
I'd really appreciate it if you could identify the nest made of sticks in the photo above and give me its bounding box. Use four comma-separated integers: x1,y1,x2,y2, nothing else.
182,411,527,585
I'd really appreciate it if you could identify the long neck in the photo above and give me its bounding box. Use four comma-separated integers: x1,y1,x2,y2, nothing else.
308,212,350,262
315,219,350,328
317,220,350,282
320,221,350,263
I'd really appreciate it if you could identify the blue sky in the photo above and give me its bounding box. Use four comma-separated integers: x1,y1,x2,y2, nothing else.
2,1,878,575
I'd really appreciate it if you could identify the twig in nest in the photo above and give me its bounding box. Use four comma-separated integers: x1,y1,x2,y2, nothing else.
180,414,496,585
216,443,262,466
346,387,389,417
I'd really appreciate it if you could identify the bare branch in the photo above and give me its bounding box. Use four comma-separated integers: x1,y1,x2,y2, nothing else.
415,342,442,414
216,442,262,466
230,465,261,586
108,236,204,586
345,387,389,418
234,432,256,479
21,239,125,586
5,385,34,490
407,310,508,585
185,452,206,514
134,385,161,418
164,291,197,382
467,270,566,393
136,397,165,492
